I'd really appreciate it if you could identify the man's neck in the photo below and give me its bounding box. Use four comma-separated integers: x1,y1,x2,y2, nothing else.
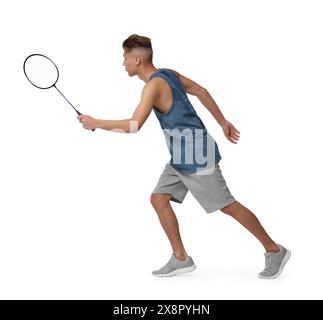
137,65,159,83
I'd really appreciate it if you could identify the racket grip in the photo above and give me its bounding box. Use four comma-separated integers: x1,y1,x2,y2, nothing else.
77,112,95,131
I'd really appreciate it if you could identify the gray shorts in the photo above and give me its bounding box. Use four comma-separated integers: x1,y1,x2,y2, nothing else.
152,163,236,213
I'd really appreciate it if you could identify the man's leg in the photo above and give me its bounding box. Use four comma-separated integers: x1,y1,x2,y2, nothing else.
150,193,188,260
220,201,279,253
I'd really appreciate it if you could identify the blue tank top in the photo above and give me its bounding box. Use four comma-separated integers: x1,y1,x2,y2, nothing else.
149,68,221,173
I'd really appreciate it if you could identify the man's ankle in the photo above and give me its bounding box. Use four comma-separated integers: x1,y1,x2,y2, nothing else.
174,252,189,261
265,244,280,253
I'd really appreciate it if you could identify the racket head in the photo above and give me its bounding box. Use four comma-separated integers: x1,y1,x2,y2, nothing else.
23,54,59,89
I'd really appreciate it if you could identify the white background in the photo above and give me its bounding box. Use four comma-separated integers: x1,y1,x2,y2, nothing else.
1,0,322,299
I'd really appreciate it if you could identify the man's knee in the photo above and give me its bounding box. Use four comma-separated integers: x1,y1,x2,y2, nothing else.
150,193,172,210
220,201,237,215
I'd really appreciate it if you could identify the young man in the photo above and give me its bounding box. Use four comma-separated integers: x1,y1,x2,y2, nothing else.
78,34,291,279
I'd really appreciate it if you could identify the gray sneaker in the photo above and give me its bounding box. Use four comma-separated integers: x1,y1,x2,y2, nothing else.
152,254,197,277
258,244,291,279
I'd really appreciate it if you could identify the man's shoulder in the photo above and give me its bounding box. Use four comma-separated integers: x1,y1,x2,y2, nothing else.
169,69,180,77
149,69,180,84
147,72,168,87
159,68,180,78
143,77,164,96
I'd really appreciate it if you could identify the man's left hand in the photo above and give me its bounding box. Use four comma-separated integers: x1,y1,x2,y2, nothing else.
221,120,240,144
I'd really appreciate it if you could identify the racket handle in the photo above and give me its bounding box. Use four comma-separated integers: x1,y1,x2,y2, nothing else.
77,111,95,131
53,86,95,132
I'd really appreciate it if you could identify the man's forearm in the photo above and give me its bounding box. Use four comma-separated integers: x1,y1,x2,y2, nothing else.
197,90,226,126
95,119,138,133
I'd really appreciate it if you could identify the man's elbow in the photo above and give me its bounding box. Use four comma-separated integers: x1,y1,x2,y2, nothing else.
195,86,209,98
128,119,141,133
188,84,208,97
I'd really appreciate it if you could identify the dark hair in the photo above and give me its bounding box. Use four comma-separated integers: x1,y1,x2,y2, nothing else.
122,34,153,62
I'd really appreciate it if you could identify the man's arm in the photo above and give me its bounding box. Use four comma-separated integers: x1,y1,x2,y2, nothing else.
78,80,159,133
172,70,240,144
172,70,226,126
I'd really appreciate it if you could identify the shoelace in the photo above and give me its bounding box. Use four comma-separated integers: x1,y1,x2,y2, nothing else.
264,254,275,272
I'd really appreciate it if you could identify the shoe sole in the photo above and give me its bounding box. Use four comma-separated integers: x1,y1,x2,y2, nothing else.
152,264,197,277
258,249,291,279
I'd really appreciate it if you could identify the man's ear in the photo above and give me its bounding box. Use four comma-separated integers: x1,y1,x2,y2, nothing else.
135,56,141,66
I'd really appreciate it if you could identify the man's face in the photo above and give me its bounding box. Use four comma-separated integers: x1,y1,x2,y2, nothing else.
122,50,137,77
